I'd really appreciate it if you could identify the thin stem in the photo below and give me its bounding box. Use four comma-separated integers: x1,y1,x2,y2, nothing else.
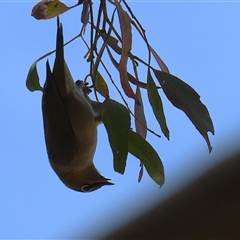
100,47,161,138
122,0,152,71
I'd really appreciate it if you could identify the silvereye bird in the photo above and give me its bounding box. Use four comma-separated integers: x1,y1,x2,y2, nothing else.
41,21,113,192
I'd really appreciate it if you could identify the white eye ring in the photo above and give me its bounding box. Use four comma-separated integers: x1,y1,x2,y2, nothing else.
81,185,92,192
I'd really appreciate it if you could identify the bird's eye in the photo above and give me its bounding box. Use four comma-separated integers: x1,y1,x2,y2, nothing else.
81,184,92,192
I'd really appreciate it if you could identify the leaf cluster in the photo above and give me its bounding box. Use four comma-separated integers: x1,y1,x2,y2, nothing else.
27,0,214,186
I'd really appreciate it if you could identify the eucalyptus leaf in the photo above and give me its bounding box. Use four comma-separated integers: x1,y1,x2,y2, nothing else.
147,70,169,140
113,0,137,101
26,61,43,92
95,72,109,98
106,46,148,89
31,0,81,20
101,99,130,174
26,43,58,92
135,86,147,139
81,0,90,27
149,45,169,73
32,0,69,20
153,69,214,152
101,32,121,54
128,130,164,186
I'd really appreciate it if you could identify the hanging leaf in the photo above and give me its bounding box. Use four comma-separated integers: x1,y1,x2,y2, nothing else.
26,61,43,92
101,99,131,174
113,0,137,101
31,0,80,20
26,42,59,92
128,130,164,186
147,70,169,140
134,86,147,139
138,163,144,183
149,45,170,73
101,32,121,54
153,69,214,152
106,46,148,89
95,72,109,98
81,1,90,29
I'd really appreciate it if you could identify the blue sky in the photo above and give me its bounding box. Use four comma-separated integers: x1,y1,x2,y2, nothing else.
1,1,240,238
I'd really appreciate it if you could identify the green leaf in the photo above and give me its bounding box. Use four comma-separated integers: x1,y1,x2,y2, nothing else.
26,61,43,92
128,130,164,186
147,70,169,140
153,69,214,152
26,42,58,92
134,86,147,139
95,72,109,98
101,99,130,174
101,32,121,54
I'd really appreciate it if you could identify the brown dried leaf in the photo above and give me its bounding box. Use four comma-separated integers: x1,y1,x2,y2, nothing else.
31,0,69,20
106,46,148,89
31,0,81,20
149,45,170,73
113,0,137,101
81,1,90,32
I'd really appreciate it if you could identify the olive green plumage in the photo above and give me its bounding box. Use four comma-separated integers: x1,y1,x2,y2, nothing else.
41,21,113,192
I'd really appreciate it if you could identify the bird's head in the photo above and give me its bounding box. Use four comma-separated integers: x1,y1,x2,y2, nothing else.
56,163,114,192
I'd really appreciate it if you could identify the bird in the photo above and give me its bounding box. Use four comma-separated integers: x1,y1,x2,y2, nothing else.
41,20,113,192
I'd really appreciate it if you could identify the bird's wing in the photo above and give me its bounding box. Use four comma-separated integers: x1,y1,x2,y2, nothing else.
42,61,77,166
